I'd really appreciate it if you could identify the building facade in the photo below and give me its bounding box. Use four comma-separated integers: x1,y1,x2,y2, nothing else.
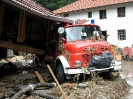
54,1,133,48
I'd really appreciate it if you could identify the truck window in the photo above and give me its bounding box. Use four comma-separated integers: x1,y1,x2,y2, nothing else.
65,26,101,41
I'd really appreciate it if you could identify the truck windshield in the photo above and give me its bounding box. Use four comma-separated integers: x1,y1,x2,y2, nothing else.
65,26,101,41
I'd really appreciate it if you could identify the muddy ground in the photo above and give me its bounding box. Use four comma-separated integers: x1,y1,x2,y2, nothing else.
0,60,133,99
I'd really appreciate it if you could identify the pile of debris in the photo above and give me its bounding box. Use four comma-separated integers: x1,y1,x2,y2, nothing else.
0,73,131,99
0,53,54,99
47,77,130,99
0,54,132,99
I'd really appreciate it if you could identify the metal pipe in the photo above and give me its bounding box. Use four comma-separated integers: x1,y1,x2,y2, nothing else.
11,83,56,99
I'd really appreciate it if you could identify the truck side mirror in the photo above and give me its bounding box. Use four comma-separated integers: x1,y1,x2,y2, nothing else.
58,27,64,34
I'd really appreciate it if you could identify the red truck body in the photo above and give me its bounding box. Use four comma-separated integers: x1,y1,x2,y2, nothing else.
44,19,121,83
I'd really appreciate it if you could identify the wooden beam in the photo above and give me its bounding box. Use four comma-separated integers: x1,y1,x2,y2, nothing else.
0,40,44,54
44,20,51,46
47,65,68,99
17,11,27,42
34,71,45,83
0,2,5,39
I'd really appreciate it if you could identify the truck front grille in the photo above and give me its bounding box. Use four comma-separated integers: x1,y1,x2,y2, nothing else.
82,54,90,65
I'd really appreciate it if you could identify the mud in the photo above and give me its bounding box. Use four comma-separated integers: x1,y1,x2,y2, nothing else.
0,60,132,99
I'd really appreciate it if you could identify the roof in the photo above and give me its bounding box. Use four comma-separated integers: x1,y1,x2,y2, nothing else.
53,0,133,14
2,0,73,23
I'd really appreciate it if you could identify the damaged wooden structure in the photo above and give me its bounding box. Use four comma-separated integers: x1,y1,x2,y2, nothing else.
0,1,75,98
0,0,73,56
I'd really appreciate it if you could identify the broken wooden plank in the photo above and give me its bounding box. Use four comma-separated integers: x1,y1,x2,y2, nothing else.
67,93,77,99
7,56,24,62
34,71,45,83
0,40,44,54
47,65,68,99
59,92,68,99
59,92,76,99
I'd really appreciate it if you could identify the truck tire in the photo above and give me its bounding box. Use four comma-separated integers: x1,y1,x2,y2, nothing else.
56,63,65,84
109,71,120,80
101,71,119,80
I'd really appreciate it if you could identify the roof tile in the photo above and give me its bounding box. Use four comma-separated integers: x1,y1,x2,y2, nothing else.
12,0,59,17
53,0,133,14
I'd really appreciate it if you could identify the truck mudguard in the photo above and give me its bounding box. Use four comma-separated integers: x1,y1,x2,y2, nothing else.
55,55,70,73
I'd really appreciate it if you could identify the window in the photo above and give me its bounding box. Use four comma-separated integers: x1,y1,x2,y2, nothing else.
117,7,125,17
64,13,69,17
88,12,92,18
118,29,126,40
99,10,106,19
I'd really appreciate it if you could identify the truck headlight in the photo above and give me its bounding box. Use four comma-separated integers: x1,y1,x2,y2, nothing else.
74,61,81,68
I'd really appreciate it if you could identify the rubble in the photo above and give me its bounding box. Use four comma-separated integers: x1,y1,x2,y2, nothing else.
48,78,131,99
0,55,132,99
11,83,56,99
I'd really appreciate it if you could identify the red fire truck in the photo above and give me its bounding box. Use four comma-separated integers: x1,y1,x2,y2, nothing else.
42,19,121,83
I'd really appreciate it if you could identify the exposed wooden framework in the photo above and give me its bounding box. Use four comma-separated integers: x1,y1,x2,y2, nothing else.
17,11,27,42
0,0,71,56
0,40,44,54
0,2,5,38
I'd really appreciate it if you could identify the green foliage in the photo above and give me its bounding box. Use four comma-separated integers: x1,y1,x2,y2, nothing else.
34,0,76,11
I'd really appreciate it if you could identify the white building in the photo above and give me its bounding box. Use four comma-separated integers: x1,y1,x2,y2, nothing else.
53,0,133,48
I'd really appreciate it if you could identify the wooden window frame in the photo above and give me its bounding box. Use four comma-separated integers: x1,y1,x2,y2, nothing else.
99,10,106,19
117,7,125,17
88,12,92,18
118,29,126,40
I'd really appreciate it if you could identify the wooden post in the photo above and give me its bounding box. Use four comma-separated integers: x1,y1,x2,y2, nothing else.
44,20,51,46
0,2,5,39
47,65,68,99
17,11,26,42
43,20,48,46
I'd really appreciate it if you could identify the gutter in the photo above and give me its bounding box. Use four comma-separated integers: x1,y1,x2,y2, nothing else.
1,0,73,24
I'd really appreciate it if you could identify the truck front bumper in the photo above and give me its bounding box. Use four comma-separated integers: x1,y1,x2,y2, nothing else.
66,60,121,74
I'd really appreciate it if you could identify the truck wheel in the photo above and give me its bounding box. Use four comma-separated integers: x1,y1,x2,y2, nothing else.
103,71,119,80
56,63,65,84
109,71,120,80
99,71,120,80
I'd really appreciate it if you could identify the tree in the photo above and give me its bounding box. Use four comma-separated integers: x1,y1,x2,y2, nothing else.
34,0,76,11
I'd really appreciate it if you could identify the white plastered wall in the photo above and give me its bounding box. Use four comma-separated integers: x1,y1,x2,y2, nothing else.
59,2,133,48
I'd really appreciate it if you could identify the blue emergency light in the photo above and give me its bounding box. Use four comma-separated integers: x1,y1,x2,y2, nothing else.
91,19,95,24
